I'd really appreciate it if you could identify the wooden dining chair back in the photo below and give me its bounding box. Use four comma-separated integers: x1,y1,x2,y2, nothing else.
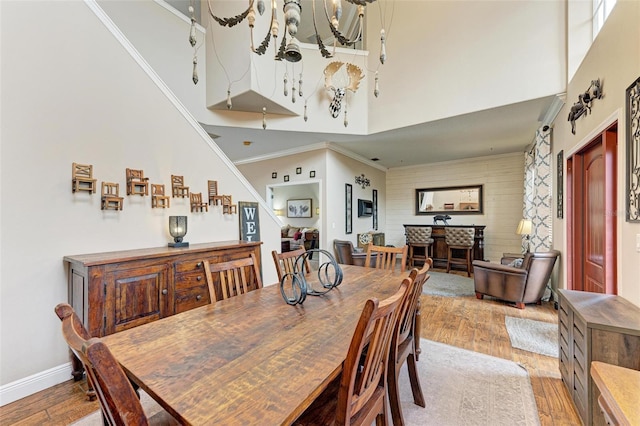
271,248,311,282
333,239,355,265
55,303,178,426
294,278,411,426
364,244,408,273
388,262,432,426
203,253,263,302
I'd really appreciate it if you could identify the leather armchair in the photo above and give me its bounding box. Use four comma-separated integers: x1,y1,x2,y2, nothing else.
472,250,560,309
333,239,355,265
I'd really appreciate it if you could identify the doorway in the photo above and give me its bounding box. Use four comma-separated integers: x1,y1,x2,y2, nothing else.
566,122,617,293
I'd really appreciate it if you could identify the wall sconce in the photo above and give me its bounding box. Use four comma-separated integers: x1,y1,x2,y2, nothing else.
516,219,532,253
273,208,284,216
567,78,603,134
355,174,370,189
316,207,320,216
168,216,188,247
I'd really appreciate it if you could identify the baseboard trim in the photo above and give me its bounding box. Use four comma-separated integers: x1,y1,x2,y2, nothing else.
0,363,73,406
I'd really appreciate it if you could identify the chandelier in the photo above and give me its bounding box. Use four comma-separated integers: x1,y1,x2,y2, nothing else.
188,0,390,127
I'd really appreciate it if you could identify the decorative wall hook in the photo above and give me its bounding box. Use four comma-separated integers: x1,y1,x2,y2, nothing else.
355,174,370,189
568,78,603,134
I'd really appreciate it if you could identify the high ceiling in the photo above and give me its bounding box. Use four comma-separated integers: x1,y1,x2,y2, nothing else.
170,0,564,169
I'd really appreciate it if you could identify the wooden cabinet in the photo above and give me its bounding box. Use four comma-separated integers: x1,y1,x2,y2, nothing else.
65,241,262,338
403,224,485,269
558,290,640,426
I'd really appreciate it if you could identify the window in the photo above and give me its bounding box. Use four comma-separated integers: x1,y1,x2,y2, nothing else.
592,0,616,40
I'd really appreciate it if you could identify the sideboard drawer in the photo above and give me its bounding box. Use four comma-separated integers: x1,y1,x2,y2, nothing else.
175,284,211,314
174,270,206,291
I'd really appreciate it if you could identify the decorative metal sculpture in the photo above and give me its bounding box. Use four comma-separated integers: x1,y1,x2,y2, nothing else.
324,61,364,122
355,173,370,188
433,214,451,225
279,249,343,305
568,78,603,134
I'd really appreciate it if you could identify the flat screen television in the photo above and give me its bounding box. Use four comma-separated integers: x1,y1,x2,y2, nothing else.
358,199,373,217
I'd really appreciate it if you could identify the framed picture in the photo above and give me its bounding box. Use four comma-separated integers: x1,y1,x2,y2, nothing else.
287,198,312,218
345,184,352,234
284,175,289,182
272,172,277,179
310,170,316,178
626,76,640,222
415,185,483,215
557,150,564,219
372,189,378,230
296,167,302,174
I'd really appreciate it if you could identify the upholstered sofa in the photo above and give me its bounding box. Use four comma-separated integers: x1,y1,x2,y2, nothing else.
472,250,560,309
280,225,319,252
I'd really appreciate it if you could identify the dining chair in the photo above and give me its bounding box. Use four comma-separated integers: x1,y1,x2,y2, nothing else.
364,243,408,273
388,261,432,426
293,277,411,426
445,227,475,277
271,247,311,282
333,239,356,265
54,303,178,426
203,253,263,302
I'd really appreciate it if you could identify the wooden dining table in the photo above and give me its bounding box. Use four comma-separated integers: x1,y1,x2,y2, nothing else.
101,264,407,425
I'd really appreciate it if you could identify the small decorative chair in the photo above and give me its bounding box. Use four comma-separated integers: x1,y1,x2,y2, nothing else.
271,247,311,282
54,303,179,425
365,244,408,273
72,163,97,194
445,227,475,277
208,180,224,205
388,263,431,426
100,182,123,210
171,175,189,198
293,278,410,426
151,184,170,208
203,253,262,302
125,168,149,196
333,239,356,265
190,192,208,212
405,226,434,267
221,194,237,214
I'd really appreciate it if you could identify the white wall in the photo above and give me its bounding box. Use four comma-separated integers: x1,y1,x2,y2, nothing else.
551,0,640,307
386,153,526,263
0,0,280,403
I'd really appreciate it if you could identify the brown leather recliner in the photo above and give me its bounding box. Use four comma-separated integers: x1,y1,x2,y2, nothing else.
472,250,560,309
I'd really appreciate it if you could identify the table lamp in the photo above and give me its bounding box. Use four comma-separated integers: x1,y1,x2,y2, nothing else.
168,216,188,247
516,219,532,252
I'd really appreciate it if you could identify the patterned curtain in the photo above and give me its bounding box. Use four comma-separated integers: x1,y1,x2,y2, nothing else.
523,127,553,252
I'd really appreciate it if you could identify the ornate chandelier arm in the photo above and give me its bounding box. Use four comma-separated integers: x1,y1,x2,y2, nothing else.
253,0,279,55
312,0,333,58
323,2,363,47
207,0,254,28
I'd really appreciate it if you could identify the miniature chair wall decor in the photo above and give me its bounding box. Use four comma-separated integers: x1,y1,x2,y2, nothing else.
208,180,224,205
221,194,237,214
151,184,170,208
445,227,475,277
72,162,97,193
190,192,208,212
171,175,189,198
101,182,123,211
125,168,149,196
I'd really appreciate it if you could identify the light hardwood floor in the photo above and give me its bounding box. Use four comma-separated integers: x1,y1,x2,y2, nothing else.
0,269,580,425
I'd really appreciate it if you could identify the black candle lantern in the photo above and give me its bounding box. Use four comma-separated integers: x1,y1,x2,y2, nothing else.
168,216,188,247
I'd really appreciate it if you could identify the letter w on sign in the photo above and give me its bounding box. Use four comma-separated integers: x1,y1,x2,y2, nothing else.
239,201,261,242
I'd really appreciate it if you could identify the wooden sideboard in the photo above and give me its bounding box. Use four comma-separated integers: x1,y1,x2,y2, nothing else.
64,241,262,339
403,224,485,269
558,290,640,425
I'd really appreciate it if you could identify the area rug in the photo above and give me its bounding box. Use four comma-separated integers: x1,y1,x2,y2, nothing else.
422,271,475,297
75,340,540,425
400,339,540,425
505,316,559,358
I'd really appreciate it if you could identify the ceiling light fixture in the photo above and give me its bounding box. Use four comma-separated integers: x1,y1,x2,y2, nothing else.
190,0,391,126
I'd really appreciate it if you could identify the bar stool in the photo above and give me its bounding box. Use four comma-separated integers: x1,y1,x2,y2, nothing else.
445,227,475,277
405,226,434,267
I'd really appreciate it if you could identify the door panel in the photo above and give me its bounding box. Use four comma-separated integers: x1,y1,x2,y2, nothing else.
583,140,606,293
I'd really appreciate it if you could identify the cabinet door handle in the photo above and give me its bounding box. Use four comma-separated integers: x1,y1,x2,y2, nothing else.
196,262,203,268
196,276,202,281
196,294,202,301
162,289,168,295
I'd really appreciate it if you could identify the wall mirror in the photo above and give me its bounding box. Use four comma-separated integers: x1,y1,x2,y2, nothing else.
415,185,483,215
